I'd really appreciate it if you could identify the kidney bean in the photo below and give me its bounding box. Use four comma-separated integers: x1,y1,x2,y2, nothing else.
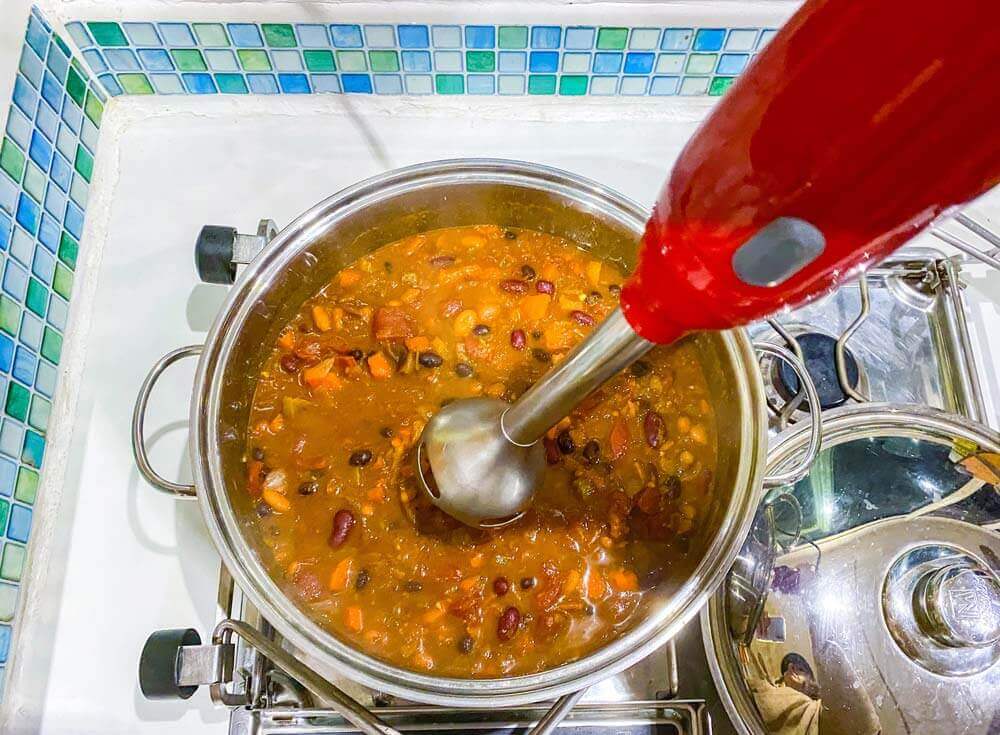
497,606,521,641
510,329,527,350
543,437,561,465
582,440,601,464
355,568,370,590
349,449,373,466
643,411,664,448
521,264,537,280
493,576,510,596
500,279,528,295
418,351,444,368
328,509,356,548
279,354,302,373
556,429,575,455
535,280,555,294
458,635,475,654
570,310,595,326
429,254,456,268
520,576,536,589
473,324,491,336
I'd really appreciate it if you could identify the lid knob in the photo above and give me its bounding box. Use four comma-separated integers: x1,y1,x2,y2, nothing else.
913,561,1000,649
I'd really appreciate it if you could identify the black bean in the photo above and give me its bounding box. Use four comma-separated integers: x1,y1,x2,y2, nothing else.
520,264,536,280
629,360,652,378
520,576,536,589
255,502,272,518
379,426,394,438
251,447,265,461
556,430,575,455
418,351,444,368
355,569,370,590
458,635,475,653
585,291,602,305
608,284,622,295
298,481,319,496
455,362,474,378
531,330,543,340
661,474,682,499
383,261,393,272
403,580,423,592
473,324,491,336
504,230,517,240
582,440,601,464
349,449,373,467
349,348,364,361
532,348,551,364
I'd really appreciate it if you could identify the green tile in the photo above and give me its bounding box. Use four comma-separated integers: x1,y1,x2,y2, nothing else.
262,23,296,48
237,49,271,72
6,382,29,422
303,50,335,72
66,66,86,107
686,54,717,74
117,73,153,95
1,544,25,582
435,74,464,95
53,263,73,300
58,232,79,270
87,21,128,47
709,76,735,96
75,145,94,182
22,163,45,203
215,74,248,94
0,138,25,184
193,23,228,47
171,49,207,72
368,50,399,73
41,327,63,364
0,499,8,535
528,74,556,95
14,467,39,505
84,90,104,126
0,297,19,336
25,278,47,317
465,51,495,72
597,27,628,50
559,75,588,96
28,395,50,433
336,51,366,72
54,34,72,57
498,26,528,49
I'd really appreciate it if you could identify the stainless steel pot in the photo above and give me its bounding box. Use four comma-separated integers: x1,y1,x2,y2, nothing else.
132,160,820,709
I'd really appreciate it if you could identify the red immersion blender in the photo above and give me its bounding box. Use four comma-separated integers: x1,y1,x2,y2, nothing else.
417,0,1000,528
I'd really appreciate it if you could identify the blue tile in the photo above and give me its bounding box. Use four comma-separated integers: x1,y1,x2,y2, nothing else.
0,214,9,251
296,24,329,48
23,430,44,468
0,179,15,217
530,26,561,49
0,457,15,496
65,22,93,49
13,76,38,118
497,51,526,73
330,24,363,48
363,25,395,48
61,98,82,134
565,27,595,50
0,420,24,459
40,72,62,111
624,52,654,74
467,74,495,95
277,74,310,94
20,313,42,351
47,45,70,83
182,73,217,94
311,74,341,93
2,261,28,300
34,101,58,142
12,347,36,385
465,26,495,49
98,74,123,96
593,52,623,74
38,214,59,253
123,22,161,45
528,51,558,73
35,361,55,398
661,29,694,51
69,176,87,208
28,132,53,172
137,48,173,72
717,53,749,75
32,248,55,285
150,74,185,95
9,228,31,267
373,74,402,95
5,108,31,150
228,24,263,48
398,25,429,49
103,49,141,73
431,26,461,49
693,28,726,51
15,196,39,237
650,76,679,95
44,185,66,220
64,202,84,240
341,74,373,94
48,293,68,330
82,49,108,75
19,46,44,89
401,51,431,72
0,336,13,373
7,505,31,543
26,15,49,59
0,624,10,663
159,23,196,46
246,74,279,94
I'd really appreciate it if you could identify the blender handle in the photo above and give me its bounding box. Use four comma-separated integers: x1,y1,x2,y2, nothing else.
131,345,202,498
754,342,822,489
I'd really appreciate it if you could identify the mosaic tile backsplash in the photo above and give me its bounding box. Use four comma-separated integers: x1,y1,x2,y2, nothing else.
0,6,103,694
66,20,776,98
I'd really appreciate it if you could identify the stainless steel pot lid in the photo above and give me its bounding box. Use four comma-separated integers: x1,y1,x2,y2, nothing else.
702,403,1000,735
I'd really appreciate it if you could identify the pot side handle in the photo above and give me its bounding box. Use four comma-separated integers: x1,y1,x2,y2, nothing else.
131,345,202,498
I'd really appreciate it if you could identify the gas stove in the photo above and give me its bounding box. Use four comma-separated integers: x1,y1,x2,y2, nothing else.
151,227,993,735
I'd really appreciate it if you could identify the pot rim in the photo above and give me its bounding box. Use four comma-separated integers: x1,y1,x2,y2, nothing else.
191,158,768,706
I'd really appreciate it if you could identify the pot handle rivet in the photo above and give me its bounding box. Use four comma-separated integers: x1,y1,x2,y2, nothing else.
755,342,823,489
131,345,202,498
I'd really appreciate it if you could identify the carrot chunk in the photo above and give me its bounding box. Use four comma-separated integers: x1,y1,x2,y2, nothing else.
367,352,393,380
345,606,364,632
329,557,353,591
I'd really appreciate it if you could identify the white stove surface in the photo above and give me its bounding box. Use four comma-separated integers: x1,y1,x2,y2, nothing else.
4,94,999,734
